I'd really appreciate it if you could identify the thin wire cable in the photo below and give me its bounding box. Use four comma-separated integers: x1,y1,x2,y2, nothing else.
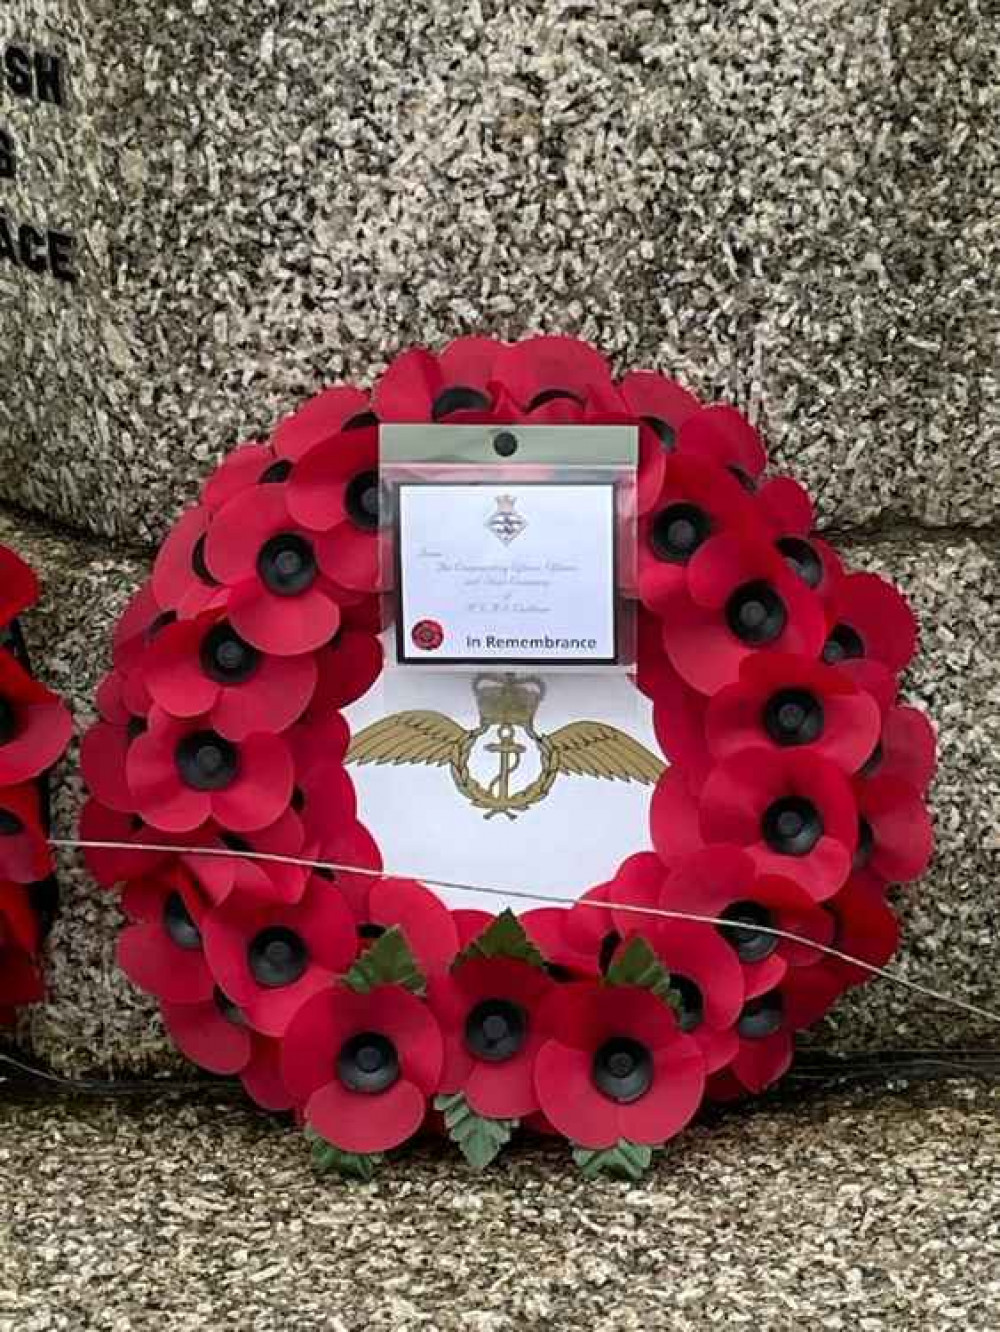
51,836,1000,1029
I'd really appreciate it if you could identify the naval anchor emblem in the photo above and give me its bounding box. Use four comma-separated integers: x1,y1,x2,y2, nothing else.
346,675,665,819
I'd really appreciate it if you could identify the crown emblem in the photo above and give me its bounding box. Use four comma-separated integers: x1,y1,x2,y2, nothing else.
473,674,545,728
486,494,527,544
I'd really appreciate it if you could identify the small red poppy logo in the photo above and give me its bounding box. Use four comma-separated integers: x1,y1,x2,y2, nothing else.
411,619,444,652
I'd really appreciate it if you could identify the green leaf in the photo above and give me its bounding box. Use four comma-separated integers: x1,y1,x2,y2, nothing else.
435,1092,518,1169
454,908,547,971
305,1127,382,1181
345,926,425,996
572,1139,655,1181
604,936,682,1016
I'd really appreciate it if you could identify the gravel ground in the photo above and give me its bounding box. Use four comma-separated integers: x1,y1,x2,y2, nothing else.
1,1081,999,1330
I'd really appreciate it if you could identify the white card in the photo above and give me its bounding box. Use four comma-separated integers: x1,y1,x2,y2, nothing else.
395,482,618,665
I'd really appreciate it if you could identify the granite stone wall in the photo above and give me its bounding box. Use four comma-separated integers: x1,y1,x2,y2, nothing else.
3,0,1000,1073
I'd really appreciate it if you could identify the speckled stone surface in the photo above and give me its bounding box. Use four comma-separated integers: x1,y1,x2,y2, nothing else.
1,1082,999,1329
3,0,999,543
1,504,997,1074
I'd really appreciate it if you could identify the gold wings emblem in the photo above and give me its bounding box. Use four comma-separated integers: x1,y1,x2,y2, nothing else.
347,710,665,819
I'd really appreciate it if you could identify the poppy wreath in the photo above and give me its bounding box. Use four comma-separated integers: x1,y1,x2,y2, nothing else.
0,544,73,1027
80,336,935,1180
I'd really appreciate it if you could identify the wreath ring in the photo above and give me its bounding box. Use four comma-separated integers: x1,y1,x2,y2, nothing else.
80,336,935,1179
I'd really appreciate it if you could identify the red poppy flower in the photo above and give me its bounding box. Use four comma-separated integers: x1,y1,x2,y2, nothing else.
580,857,743,1072
201,441,276,508
0,882,44,1019
618,370,701,451
824,871,900,987
372,338,506,422
428,956,555,1118
310,630,382,711
0,649,72,784
657,846,834,997
348,878,459,976
150,507,227,618
675,404,767,482
201,873,357,1035
755,478,845,597
823,572,917,675
142,613,318,740
495,336,617,413
533,982,705,1149
161,995,294,1111
281,982,444,1153
660,531,827,695
0,881,40,963
79,800,184,887
285,426,386,593
111,585,173,675
853,774,933,883
203,485,347,654
79,714,138,813
0,944,43,1020
179,807,307,906
637,455,757,616
706,653,882,773
690,750,858,901
127,710,294,834
0,784,50,883
649,767,707,865
452,909,494,947
863,705,937,792
117,869,214,1004
272,385,374,462
0,545,39,625
519,906,602,979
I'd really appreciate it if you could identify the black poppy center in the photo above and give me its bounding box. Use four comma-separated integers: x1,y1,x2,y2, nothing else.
0,697,17,745
175,730,239,791
861,740,883,778
344,470,381,532
248,926,308,988
728,465,757,493
777,537,822,589
257,533,317,596
650,503,711,564
163,891,201,951
0,809,24,836
762,796,823,856
854,817,875,871
737,991,784,1039
642,415,676,451
526,387,585,413
719,900,778,962
259,459,292,484
592,1036,653,1104
191,534,218,586
465,999,527,1063
431,385,492,420
200,623,261,685
726,581,787,646
337,1031,400,1094
822,623,865,665
146,610,177,642
671,975,705,1033
763,688,825,746
213,986,247,1026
